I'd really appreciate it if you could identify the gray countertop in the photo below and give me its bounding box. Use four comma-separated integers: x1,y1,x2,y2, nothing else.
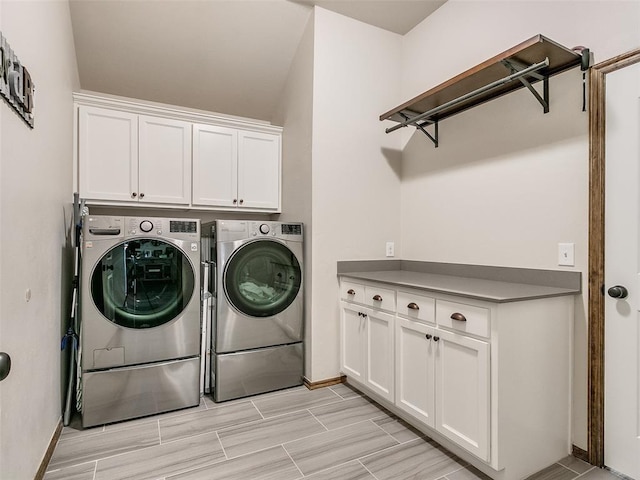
337,260,581,303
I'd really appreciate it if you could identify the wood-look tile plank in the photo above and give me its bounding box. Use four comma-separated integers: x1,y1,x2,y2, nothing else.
329,383,362,400
310,396,390,430
94,431,225,480
373,416,425,443
218,409,326,458
303,461,376,480
104,400,207,432
445,465,493,480
159,401,262,443
166,445,300,480
284,419,398,476
48,421,160,470
203,386,308,409
523,464,578,480
44,462,96,480
253,386,342,418
360,437,467,480
558,456,594,475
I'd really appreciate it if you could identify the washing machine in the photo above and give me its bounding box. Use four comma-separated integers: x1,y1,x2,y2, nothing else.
80,215,201,427
204,220,304,402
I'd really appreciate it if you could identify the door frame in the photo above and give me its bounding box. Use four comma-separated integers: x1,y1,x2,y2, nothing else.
588,48,640,466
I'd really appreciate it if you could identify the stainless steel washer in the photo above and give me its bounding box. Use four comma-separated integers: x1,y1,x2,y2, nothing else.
204,220,304,402
80,216,201,427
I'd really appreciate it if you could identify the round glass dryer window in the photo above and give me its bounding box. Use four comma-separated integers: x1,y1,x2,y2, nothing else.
91,239,195,329
224,240,302,318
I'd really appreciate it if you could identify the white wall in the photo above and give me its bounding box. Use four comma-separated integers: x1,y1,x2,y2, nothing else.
309,8,402,380
398,0,640,451
273,13,315,376
0,1,80,477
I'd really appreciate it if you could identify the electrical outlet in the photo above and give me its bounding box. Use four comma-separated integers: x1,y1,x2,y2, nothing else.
558,243,575,266
386,242,395,257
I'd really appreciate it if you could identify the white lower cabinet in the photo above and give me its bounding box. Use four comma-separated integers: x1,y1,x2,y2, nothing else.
340,301,394,402
395,317,435,427
340,278,573,479
435,328,489,461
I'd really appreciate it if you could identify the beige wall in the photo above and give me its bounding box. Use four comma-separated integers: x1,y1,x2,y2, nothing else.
398,0,640,451
0,1,80,477
273,14,315,377
309,8,403,381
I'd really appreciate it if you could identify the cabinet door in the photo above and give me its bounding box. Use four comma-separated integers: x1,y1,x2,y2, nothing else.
78,106,138,202
192,124,238,207
435,329,490,461
237,131,280,210
138,115,191,205
395,318,435,427
365,308,395,402
340,302,365,382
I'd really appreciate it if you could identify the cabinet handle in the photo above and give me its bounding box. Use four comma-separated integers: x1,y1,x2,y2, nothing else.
347,289,356,295
407,302,419,310
433,336,440,342
233,199,237,204
239,199,244,205
131,192,137,198
450,312,467,322
372,294,383,302
139,193,145,199
425,334,432,340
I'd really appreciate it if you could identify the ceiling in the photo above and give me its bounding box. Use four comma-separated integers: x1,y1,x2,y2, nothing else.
69,0,446,122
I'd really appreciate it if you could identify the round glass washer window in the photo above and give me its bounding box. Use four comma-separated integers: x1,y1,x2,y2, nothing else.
90,238,195,329
224,239,302,318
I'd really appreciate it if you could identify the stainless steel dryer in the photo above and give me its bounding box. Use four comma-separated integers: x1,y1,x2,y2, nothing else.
80,216,201,427
204,220,303,402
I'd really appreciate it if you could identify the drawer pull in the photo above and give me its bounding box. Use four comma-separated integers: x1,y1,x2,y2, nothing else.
407,302,419,310
372,294,383,302
347,289,356,295
450,312,467,322
433,336,440,342
425,334,432,340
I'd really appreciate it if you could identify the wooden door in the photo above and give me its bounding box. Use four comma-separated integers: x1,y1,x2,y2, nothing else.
603,61,640,478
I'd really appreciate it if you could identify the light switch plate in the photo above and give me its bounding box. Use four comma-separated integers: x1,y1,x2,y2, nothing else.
386,242,395,257
558,243,575,266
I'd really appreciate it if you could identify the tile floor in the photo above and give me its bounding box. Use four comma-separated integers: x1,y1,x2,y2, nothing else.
45,383,620,480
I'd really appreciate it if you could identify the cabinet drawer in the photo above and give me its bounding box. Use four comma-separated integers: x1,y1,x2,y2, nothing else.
341,280,364,304
436,299,490,338
364,285,396,312
397,290,435,324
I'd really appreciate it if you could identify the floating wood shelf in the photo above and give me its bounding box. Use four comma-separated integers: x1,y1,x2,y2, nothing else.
380,34,588,146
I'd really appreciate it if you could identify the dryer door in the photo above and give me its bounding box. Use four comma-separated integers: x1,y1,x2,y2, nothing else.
224,239,302,318
91,238,195,329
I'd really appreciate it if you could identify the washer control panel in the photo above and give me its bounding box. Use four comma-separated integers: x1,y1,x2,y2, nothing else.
248,222,303,241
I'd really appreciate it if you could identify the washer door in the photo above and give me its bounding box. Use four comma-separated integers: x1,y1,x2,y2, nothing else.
224,240,301,318
90,239,195,329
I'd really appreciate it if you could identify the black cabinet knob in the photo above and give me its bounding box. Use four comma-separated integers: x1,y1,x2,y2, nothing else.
425,334,432,340
433,336,440,342
607,285,629,299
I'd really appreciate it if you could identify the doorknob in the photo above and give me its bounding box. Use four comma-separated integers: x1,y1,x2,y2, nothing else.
607,285,629,299
0,352,11,382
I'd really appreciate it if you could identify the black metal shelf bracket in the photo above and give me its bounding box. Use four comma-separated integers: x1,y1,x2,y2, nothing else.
501,59,549,113
399,112,438,147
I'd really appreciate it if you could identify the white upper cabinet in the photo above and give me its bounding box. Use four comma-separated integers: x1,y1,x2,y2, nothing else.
138,115,191,205
74,92,282,212
192,126,280,210
78,106,138,202
237,130,280,210
192,124,238,208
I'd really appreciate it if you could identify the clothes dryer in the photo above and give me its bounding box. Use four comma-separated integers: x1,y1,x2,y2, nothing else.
80,216,201,427
205,220,304,402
